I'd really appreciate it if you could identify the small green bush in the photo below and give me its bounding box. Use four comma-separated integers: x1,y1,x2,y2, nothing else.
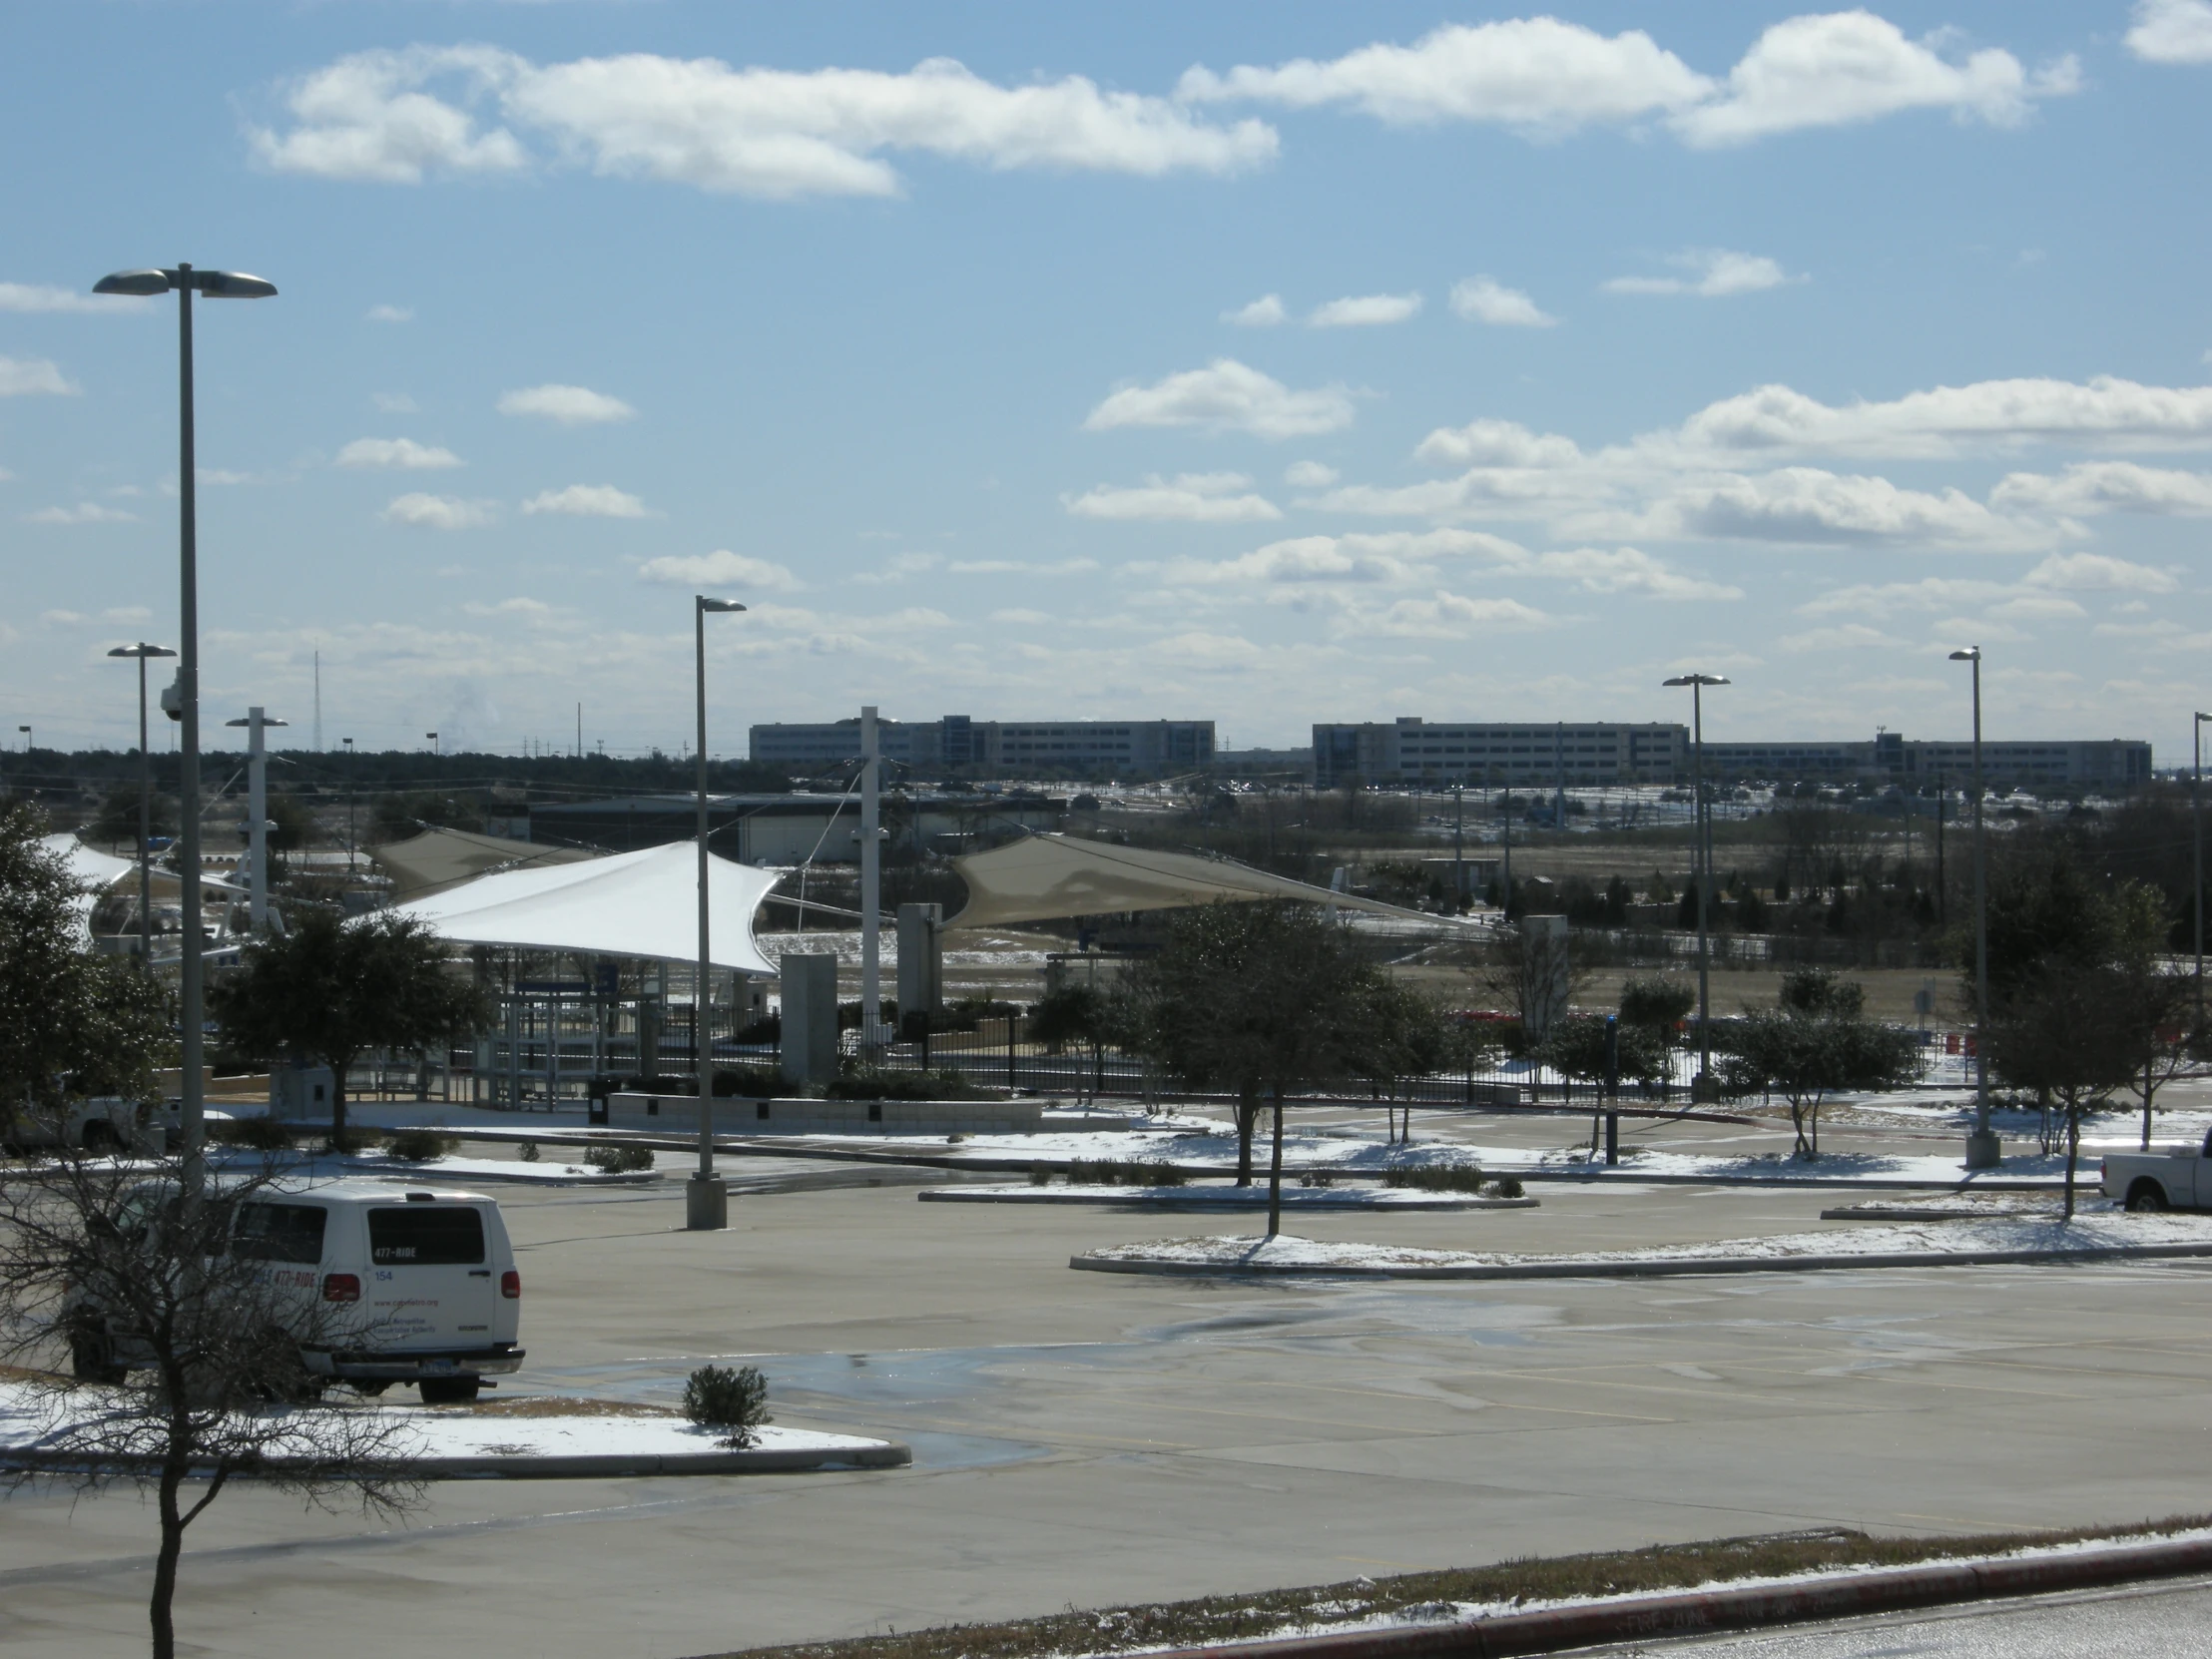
1382,1164,1488,1194
326,1127,386,1156
827,1065,990,1102
518,1140,540,1163
1028,1163,1052,1187
214,1115,294,1151
1492,1177,1525,1199
1069,1158,1186,1188
386,1128,456,1163
584,1140,657,1174
682,1363,772,1449
1299,1172,1336,1189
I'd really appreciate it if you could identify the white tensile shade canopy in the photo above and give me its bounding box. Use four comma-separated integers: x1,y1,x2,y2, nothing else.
944,833,1463,929
42,832,139,939
389,841,781,973
372,827,594,902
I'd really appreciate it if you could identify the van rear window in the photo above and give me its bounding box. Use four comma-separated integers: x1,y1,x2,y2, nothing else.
232,1202,327,1265
367,1207,485,1266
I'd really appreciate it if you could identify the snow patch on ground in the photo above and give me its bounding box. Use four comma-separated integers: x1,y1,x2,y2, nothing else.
1078,1212,2212,1275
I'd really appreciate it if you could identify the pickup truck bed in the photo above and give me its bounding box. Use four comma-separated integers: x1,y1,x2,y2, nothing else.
2102,1130,2212,1211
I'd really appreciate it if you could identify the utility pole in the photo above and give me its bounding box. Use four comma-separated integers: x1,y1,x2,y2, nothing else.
341,737,355,871
1452,783,1464,912
1949,647,1999,1170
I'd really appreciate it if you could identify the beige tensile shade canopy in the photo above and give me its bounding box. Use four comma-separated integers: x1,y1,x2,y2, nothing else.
944,833,1467,929
372,828,595,902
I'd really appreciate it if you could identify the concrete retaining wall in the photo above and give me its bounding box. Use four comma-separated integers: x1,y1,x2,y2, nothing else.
608,1092,1045,1137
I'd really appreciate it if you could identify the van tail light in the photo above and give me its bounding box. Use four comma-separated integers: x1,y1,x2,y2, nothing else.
322,1274,360,1304
500,1270,521,1300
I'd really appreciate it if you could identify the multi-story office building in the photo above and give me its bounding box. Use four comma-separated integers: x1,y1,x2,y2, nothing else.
1312,720,1688,788
1314,717,2152,790
750,717,1214,778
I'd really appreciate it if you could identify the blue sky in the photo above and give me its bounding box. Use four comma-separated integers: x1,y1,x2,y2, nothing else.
4,2,2211,761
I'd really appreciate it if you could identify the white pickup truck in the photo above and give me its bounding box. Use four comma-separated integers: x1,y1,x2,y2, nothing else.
2101,1133,2212,1211
3,1096,176,1154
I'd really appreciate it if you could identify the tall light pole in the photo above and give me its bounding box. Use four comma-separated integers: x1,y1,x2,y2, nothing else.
341,736,356,872
94,263,276,1197
690,595,746,1232
2185,708,2203,1021
16,726,28,752
107,643,177,964
425,731,439,757
1949,647,2000,1170
224,707,286,930
1664,674,1730,1100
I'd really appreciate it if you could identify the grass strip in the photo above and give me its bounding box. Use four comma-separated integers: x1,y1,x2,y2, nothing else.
697,1516,2212,1659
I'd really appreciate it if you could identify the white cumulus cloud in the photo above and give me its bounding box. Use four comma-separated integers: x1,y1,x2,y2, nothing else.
1065,472,1282,523
252,45,1278,199
498,383,636,424
637,549,803,592
522,484,651,518
365,303,414,323
2128,0,2212,63
1670,12,2077,147
1448,276,1557,326
1604,249,1798,297
381,493,494,529
1177,18,1712,134
1284,460,1340,488
1308,291,1422,327
0,282,147,314
2021,553,2181,593
1988,461,2212,517
1084,358,1355,439
1223,293,1287,326
0,357,79,396
23,502,137,525
337,436,461,469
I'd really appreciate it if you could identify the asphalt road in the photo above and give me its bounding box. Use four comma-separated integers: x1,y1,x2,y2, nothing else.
1590,1576,2212,1654
5,1129,2211,1659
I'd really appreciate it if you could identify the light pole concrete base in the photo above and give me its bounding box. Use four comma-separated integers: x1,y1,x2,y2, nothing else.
685,1174,728,1231
1964,1130,2002,1170
1690,1072,1721,1105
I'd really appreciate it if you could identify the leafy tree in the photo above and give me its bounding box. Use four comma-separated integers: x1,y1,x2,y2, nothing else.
1982,960,2148,1217
369,791,484,842
1535,1014,1672,1094
211,910,489,1143
88,785,178,850
1619,975,1695,1032
1027,980,1136,1098
1127,902,1413,1230
0,803,174,1126
0,1143,420,1658
1722,969,1919,1159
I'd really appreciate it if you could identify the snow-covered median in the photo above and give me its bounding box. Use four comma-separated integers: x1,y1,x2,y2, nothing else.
1071,1213,2212,1281
0,1383,907,1477
919,1182,1534,1211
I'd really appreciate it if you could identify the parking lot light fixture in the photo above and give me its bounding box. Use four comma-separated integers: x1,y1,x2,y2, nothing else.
1663,674,1729,1100
1949,647,2000,1171
93,263,276,1198
691,596,746,1232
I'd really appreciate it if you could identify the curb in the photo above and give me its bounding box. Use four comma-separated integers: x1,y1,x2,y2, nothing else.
1133,1536,2212,1659
1070,1241,2212,1282
920,1189,1536,1212
0,1439,911,1481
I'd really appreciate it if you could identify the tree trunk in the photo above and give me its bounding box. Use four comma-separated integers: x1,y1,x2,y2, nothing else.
2062,1106,2080,1222
1234,1083,1260,1186
152,1456,185,1659
2143,1058,2154,1151
330,1050,351,1148
1266,1088,1285,1239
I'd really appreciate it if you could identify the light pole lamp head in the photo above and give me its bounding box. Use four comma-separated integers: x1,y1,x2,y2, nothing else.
1662,674,1731,688
93,268,276,299
697,597,747,614
224,715,288,730
2196,712,2212,724
107,643,178,661
1948,647,1980,663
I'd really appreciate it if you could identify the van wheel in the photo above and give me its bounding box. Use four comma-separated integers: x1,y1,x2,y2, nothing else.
2127,1182,2169,1213
80,1121,121,1153
69,1332,127,1385
419,1378,481,1405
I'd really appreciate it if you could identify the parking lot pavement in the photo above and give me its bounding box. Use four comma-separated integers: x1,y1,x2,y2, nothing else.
5,1171,2211,1659
1583,1576,2212,1655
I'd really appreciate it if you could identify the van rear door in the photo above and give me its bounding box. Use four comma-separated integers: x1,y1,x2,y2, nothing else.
365,1202,498,1355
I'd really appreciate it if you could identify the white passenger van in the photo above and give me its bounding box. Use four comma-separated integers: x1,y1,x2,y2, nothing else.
79,1179,526,1403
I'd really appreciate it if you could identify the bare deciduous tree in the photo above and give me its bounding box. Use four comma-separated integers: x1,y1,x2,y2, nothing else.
0,1146,423,1658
